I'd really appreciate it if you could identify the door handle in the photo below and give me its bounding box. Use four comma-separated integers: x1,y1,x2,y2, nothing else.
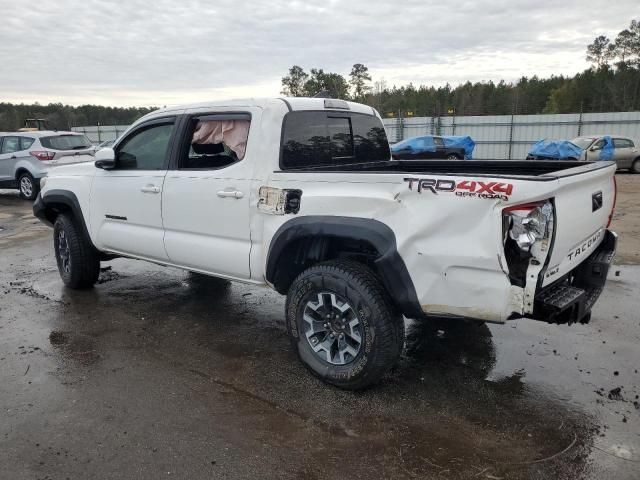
217,190,244,199
141,185,161,194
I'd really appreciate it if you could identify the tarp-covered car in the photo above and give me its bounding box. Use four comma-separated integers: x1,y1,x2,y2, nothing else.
526,139,584,161
391,135,475,160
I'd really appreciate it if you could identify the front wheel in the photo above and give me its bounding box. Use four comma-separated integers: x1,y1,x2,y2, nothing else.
286,260,404,390
446,154,461,160
53,214,100,289
18,172,39,200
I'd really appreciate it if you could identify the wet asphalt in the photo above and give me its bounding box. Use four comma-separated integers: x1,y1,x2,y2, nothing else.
0,190,638,479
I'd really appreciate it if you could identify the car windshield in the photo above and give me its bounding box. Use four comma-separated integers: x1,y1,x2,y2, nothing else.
40,134,92,150
571,137,595,149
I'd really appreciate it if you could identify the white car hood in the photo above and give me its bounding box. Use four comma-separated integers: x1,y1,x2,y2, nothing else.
47,159,97,177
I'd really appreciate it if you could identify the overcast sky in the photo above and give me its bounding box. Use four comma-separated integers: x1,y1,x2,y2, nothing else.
0,0,636,107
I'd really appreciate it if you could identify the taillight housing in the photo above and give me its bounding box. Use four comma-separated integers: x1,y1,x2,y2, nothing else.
502,199,555,288
30,151,56,161
503,201,554,253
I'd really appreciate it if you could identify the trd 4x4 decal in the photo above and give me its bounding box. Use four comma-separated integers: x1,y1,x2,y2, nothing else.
404,177,514,200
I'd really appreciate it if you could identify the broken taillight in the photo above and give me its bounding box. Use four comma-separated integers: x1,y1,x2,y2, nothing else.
503,200,554,253
30,151,56,161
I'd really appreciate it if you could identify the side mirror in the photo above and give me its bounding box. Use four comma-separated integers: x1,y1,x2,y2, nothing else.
94,148,116,169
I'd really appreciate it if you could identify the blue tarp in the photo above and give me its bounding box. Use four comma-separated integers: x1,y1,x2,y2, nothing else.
390,135,476,159
442,136,475,160
599,136,614,161
528,139,583,160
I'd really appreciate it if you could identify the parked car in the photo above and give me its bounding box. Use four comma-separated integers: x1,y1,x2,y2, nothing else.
33,97,617,389
0,131,95,200
571,136,639,172
526,139,583,161
391,135,471,160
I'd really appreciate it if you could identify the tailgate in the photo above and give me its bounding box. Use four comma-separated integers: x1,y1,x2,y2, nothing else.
542,162,616,286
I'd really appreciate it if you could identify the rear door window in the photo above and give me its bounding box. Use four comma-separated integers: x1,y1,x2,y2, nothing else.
180,114,251,170
613,138,634,148
40,134,92,150
20,137,35,150
281,111,390,169
1,136,20,154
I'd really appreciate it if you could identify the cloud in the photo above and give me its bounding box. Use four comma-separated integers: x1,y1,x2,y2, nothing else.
0,0,636,106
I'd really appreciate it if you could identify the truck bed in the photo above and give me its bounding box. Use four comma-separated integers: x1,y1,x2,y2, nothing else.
284,159,611,180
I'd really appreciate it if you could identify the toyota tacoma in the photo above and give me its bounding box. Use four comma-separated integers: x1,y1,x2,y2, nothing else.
33,97,618,389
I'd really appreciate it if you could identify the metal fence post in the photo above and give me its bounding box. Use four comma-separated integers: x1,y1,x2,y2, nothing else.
577,103,583,137
507,114,515,160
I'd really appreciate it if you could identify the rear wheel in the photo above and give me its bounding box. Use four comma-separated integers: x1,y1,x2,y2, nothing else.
53,214,100,289
446,154,461,160
631,158,640,174
286,260,404,390
18,172,39,200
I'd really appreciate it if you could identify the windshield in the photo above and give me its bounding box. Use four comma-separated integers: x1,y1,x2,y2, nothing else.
40,134,92,150
571,137,595,149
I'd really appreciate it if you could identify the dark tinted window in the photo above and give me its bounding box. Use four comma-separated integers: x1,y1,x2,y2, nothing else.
116,123,174,170
20,137,35,150
40,134,92,150
613,138,634,148
281,112,390,169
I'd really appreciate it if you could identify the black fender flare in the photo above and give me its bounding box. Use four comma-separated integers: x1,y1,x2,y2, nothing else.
266,216,423,319
33,189,94,248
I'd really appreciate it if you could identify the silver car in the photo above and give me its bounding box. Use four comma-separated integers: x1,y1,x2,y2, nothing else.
0,131,95,200
572,136,640,173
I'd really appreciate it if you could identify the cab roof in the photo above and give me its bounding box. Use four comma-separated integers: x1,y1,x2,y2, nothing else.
146,97,378,118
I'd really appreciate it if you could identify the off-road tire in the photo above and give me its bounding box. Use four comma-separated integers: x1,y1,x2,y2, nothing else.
286,260,404,390
53,213,100,289
18,172,39,200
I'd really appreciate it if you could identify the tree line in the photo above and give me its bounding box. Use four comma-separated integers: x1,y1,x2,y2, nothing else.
282,18,640,117
0,102,154,132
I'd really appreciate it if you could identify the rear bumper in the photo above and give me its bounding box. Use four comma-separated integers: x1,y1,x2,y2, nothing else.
531,229,617,324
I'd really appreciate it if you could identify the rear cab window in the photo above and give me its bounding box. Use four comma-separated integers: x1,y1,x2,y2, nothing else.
40,134,92,150
280,111,390,169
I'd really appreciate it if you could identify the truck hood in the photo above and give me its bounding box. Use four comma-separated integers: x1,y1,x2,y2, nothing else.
47,160,97,177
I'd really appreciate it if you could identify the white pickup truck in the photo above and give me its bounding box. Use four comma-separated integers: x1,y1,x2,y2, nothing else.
33,97,618,389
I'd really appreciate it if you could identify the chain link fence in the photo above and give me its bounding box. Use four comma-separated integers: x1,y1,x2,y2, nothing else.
71,125,130,144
